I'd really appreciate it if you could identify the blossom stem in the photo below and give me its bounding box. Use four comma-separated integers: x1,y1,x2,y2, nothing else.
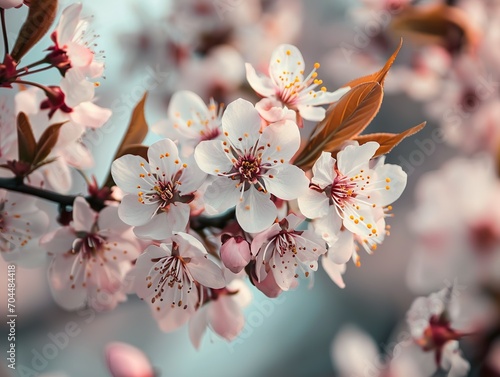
0,177,106,210
0,9,8,57
15,65,54,78
16,58,50,73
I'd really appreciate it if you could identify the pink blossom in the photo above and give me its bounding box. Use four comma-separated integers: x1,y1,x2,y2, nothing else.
250,214,327,291
41,197,140,311
105,342,154,377
131,232,226,332
47,3,104,78
152,90,223,157
189,279,251,348
0,190,48,265
298,143,406,265
246,44,350,122
194,99,309,233
406,286,470,375
112,138,205,240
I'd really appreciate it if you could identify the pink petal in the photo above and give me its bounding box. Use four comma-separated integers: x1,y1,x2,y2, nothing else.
105,342,154,377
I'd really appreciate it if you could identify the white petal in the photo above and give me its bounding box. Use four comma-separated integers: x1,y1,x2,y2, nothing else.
373,164,407,207
72,197,95,232
167,90,210,134
57,4,82,45
111,154,150,194
296,105,326,122
322,256,346,288
187,256,225,289
298,189,330,219
133,205,189,240
222,99,261,152
329,229,355,264
259,119,301,163
98,206,130,233
203,178,240,215
337,142,379,176
269,44,305,87
147,138,181,179
311,151,336,188
194,140,234,175
236,186,277,233
41,228,75,255
245,63,276,97
262,164,309,200
118,195,158,226
71,102,112,129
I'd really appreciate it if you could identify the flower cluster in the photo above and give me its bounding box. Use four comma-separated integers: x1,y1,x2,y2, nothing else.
5,1,477,375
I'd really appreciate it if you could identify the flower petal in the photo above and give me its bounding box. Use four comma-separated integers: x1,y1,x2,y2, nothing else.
147,138,181,180
245,63,276,97
322,256,346,288
296,105,326,122
203,178,240,215
194,140,234,175
72,197,96,232
337,142,379,176
262,164,309,200
269,44,305,87
222,99,261,152
118,194,158,227
236,186,277,233
112,154,150,194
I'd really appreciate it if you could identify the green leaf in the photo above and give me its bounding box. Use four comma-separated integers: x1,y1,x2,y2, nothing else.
10,0,59,61
16,112,36,163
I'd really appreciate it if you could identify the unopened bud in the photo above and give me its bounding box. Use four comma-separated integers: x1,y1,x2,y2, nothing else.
220,235,251,274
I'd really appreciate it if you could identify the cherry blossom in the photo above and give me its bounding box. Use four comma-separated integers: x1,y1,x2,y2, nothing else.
189,279,251,348
0,190,48,265
152,90,223,157
194,99,309,233
41,197,140,311
407,156,500,292
298,143,406,265
112,138,205,240
245,44,350,122
46,3,104,78
105,342,154,377
250,214,327,291
331,325,421,377
131,232,226,332
406,286,470,376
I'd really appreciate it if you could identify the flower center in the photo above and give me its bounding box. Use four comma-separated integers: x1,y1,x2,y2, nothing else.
155,181,175,203
72,232,106,258
276,233,296,256
469,222,500,254
330,173,357,208
235,155,261,183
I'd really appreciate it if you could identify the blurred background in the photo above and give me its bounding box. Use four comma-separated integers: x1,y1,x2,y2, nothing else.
1,0,499,376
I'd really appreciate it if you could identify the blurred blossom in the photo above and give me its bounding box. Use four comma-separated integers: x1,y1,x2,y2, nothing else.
405,286,470,376
0,190,49,265
42,197,140,310
407,156,500,292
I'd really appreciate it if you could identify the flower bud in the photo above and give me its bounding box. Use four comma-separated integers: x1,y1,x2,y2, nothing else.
220,234,251,274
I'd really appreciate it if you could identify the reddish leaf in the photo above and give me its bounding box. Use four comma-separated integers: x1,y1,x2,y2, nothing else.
104,144,149,188
342,39,403,88
114,92,149,159
11,0,58,61
390,4,480,53
295,82,383,170
16,112,36,163
354,122,427,157
33,122,66,165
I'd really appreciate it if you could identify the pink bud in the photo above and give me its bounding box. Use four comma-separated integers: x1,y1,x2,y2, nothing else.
105,342,154,377
220,235,251,274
